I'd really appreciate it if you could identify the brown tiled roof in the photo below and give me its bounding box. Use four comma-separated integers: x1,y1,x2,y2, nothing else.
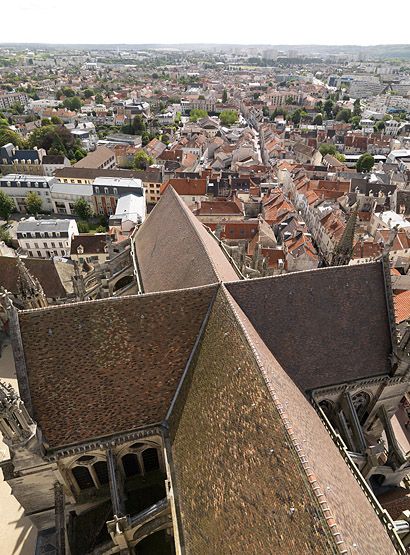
195,200,242,216
225,290,397,554
0,257,71,299
160,178,207,196
134,187,238,293
18,285,217,448
74,146,115,169
394,290,410,324
226,262,392,391
70,234,110,256
169,288,339,554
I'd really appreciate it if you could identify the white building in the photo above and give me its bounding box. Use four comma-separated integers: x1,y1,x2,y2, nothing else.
108,193,146,234
0,174,57,213
49,183,94,215
17,218,78,258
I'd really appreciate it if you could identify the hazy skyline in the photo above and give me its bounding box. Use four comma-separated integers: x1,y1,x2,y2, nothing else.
3,0,410,46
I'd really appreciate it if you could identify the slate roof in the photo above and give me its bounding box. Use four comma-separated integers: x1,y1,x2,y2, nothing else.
134,186,239,293
70,234,110,256
226,262,392,391
18,285,217,448
0,256,72,299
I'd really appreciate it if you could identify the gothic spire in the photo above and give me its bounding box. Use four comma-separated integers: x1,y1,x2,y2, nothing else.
16,257,48,309
331,206,358,266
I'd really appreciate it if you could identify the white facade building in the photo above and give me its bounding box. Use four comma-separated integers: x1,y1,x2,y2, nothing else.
17,218,78,258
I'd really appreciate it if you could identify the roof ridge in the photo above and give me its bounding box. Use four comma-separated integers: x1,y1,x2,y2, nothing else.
224,259,382,285
18,282,219,314
165,187,222,282
221,284,347,554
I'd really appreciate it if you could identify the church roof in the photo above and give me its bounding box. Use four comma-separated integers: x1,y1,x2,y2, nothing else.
18,284,217,448
0,256,72,300
226,262,392,391
134,186,239,293
169,286,397,554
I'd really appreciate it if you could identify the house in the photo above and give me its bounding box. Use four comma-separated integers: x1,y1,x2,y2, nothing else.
16,218,78,258
54,167,163,205
70,233,111,265
42,154,71,177
49,183,94,216
0,174,57,213
160,178,208,206
73,146,116,170
108,193,147,234
92,176,145,216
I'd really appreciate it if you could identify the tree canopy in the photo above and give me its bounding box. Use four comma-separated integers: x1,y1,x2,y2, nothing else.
356,153,375,173
0,190,14,221
0,127,25,148
190,109,208,122
133,150,154,170
28,124,79,158
25,191,42,215
319,143,337,157
73,198,93,221
219,110,238,126
63,96,82,111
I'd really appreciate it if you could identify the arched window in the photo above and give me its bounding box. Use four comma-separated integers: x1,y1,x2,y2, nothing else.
119,442,161,478
70,453,108,492
351,391,371,423
122,453,141,477
93,461,109,485
142,448,160,472
72,466,94,490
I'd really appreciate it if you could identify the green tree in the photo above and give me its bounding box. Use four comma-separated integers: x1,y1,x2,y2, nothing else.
132,115,146,135
291,109,301,125
82,88,94,99
73,148,84,161
95,93,104,104
0,127,25,148
356,153,375,173
50,115,63,125
190,109,208,122
28,124,76,156
335,108,352,123
62,87,75,97
353,98,361,117
374,120,385,132
319,143,337,157
323,99,334,119
41,118,51,126
73,198,93,221
63,96,82,111
95,225,106,233
313,113,323,125
0,226,11,245
0,190,14,221
25,191,42,215
219,110,238,126
350,116,361,129
222,89,228,103
77,221,89,233
133,150,154,170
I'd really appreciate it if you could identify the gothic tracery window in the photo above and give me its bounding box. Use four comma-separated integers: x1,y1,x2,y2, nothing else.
71,454,109,491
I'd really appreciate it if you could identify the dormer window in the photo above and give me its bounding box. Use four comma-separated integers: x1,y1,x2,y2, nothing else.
77,245,84,255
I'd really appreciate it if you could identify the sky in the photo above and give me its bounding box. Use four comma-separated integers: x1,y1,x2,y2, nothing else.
2,0,410,46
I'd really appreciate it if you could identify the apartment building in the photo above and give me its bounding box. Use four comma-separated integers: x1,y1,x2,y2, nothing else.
17,218,78,258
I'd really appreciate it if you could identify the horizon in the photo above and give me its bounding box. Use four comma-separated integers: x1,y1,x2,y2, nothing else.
4,0,410,46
